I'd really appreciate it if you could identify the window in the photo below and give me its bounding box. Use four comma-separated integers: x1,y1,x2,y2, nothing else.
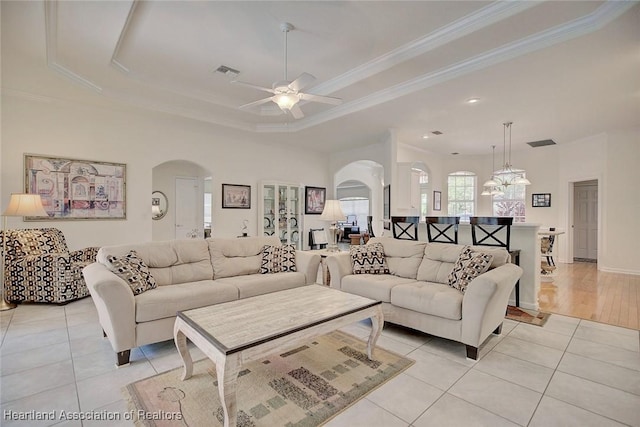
447,171,476,222
339,198,369,231
492,171,527,222
419,171,429,219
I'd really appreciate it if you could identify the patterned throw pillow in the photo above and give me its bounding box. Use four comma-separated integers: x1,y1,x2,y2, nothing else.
105,250,157,295
350,242,390,275
260,245,297,274
447,246,494,293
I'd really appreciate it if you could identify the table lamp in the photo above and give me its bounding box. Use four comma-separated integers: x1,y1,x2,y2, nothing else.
1,193,49,311
319,200,346,252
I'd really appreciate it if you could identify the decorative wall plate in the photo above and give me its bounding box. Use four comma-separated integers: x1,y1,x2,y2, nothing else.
291,230,299,242
264,217,271,228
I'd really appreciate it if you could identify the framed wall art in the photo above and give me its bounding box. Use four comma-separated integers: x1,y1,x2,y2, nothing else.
24,154,126,220
305,186,326,214
532,193,551,207
222,184,251,209
433,191,442,211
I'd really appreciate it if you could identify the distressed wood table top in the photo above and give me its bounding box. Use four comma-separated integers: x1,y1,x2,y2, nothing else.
178,285,380,355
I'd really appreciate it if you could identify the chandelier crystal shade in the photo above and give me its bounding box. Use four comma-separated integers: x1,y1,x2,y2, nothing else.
482,122,531,196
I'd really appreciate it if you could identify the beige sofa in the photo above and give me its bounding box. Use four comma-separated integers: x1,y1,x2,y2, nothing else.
83,236,320,366
326,237,523,359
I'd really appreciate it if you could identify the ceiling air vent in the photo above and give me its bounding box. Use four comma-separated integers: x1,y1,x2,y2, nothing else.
214,65,240,77
527,139,556,148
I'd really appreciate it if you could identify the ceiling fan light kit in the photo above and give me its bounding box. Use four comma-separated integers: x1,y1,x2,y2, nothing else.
232,22,342,119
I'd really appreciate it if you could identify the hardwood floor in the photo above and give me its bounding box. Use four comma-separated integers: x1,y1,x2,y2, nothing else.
538,262,640,330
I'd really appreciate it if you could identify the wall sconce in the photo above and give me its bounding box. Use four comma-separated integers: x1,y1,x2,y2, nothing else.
151,191,168,220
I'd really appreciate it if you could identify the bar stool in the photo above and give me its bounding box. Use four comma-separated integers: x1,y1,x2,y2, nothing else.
391,216,419,241
470,216,521,307
425,216,459,244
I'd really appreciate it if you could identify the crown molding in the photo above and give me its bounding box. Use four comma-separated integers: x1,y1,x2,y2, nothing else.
41,0,634,134
285,0,636,133
310,1,539,96
44,0,103,93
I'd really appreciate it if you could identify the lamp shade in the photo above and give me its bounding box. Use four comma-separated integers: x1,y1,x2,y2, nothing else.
319,200,346,222
3,193,48,217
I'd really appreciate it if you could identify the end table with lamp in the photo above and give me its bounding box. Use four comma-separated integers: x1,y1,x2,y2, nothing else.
319,199,346,252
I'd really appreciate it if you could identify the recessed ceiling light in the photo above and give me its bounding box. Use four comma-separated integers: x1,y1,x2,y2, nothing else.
422,134,430,139
466,98,480,104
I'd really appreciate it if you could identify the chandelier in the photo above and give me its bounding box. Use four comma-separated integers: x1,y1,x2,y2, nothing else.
481,122,531,196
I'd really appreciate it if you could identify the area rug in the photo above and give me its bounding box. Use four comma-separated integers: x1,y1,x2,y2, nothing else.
506,305,550,327
124,330,414,427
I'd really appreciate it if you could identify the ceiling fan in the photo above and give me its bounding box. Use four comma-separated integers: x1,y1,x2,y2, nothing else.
232,23,342,119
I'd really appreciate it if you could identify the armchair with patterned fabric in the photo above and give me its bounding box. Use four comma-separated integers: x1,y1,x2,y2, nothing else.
1,228,99,304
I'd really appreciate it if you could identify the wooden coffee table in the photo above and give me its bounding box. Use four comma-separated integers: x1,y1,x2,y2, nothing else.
173,285,384,427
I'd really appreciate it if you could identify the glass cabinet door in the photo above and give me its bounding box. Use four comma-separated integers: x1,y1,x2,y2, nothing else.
278,185,288,244
263,184,276,237
289,186,300,248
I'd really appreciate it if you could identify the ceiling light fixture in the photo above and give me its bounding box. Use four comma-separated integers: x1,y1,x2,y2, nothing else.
422,134,430,139
467,98,480,104
482,122,531,196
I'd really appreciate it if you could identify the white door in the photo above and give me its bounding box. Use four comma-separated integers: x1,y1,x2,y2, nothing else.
573,181,598,260
175,177,201,239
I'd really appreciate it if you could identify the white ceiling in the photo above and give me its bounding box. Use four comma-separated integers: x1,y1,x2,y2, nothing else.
2,1,639,154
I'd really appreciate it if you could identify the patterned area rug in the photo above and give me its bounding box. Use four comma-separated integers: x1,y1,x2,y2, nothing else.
124,330,413,426
506,305,551,327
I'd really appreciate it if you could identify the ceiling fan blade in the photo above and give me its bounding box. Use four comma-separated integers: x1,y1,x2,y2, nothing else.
231,80,275,94
289,104,305,119
299,92,343,105
238,96,275,110
289,73,316,92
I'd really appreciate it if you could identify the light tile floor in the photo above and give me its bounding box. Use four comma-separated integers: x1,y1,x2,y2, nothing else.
1,297,639,427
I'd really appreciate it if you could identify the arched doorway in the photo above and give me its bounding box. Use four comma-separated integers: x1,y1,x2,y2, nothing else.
335,160,384,237
152,160,212,241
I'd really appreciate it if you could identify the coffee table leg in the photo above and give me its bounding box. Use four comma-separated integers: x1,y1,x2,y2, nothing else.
173,324,193,381
216,353,241,427
367,306,384,359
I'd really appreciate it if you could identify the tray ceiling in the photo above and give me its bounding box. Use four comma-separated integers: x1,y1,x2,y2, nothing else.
2,1,638,154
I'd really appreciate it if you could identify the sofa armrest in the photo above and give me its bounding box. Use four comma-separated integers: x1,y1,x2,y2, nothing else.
82,262,136,353
325,253,352,290
295,251,321,284
460,263,523,347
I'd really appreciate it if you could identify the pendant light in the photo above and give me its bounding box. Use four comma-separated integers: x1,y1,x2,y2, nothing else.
482,122,531,195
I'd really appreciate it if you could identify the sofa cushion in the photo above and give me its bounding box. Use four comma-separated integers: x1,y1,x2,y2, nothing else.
416,243,464,284
105,250,157,295
260,244,297,273
215,273,307,299
350,243,389,274
341,274,416,303
391,282,464,320
447,247,493,293
134,280,239,322
368,237,426,279
98,240,213,286
208,236,281,279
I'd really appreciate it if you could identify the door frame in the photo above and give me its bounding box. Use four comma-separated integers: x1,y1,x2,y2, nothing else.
566,176,602,266
174,175,204,239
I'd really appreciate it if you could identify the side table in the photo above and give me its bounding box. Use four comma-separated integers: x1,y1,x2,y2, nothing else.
306,249,347,286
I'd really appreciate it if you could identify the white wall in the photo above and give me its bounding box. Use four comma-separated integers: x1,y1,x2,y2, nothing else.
1,95,330,250
335,161,384,236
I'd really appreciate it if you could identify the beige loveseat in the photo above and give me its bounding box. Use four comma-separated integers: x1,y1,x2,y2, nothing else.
83,236,320,366
326,237,523,359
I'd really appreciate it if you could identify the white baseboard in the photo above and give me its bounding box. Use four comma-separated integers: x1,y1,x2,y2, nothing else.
598,265,640,276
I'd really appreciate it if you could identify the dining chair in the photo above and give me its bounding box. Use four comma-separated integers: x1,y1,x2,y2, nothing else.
425,216,459,244
308,228,328,250
391,216,419,241
367,216,375,238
